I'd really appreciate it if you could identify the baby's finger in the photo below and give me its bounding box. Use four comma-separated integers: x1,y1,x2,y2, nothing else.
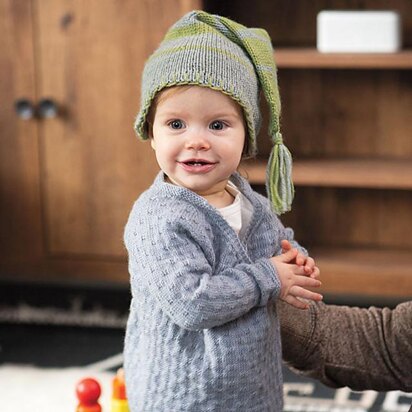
281,239,292,253
291,264,308,276
304,257,315,272
291,285,323,302
310,266,320,279
294,274,322,288
279,247,298,263
290,286,323,301
296,253,306,267
282,295,309,310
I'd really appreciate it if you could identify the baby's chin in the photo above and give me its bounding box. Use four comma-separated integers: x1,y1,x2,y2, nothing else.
167,175,229,196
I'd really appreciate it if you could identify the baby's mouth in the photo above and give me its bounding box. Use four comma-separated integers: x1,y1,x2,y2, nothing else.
178,159,217,172
180,159,215,166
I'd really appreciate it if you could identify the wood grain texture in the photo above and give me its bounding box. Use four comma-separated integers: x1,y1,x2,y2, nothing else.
242,158,412,189
0,0,44,259
279,186,412,249
34,0,198,257
275,49,412,69
0,257,128,284
276,70,412,160
313,248,412,297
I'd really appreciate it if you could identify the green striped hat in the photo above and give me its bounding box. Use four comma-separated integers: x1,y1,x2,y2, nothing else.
134,10,294,214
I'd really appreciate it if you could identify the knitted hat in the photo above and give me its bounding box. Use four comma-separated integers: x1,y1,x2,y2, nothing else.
134,10,294,214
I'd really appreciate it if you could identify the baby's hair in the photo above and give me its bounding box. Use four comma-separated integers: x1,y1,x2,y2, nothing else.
146,85,194,137
146,85,251,157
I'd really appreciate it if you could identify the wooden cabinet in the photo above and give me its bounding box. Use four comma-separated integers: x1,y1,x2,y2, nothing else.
205,0,412,300
0,0,200,283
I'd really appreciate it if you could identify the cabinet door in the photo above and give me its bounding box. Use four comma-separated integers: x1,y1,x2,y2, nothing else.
0,1,43,262
0,0,201,282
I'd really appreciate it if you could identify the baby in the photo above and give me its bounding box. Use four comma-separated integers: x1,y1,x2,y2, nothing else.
124,10,321,412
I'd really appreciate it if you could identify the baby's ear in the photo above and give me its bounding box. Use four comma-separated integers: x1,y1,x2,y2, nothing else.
150,137,156,150
241,132,251,159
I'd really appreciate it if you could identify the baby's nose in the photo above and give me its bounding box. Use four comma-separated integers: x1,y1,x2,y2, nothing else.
184,133,211,150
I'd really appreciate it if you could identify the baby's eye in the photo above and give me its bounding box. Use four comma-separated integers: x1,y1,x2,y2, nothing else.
209,120,226,131
168,119,184,129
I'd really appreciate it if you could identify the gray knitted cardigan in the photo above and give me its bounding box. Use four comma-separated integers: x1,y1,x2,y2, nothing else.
123,171,302,412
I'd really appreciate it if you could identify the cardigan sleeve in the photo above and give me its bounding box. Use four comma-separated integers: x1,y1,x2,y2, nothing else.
279,226,308,257
125,214,281,331
278,300,412,392
255,191,308,257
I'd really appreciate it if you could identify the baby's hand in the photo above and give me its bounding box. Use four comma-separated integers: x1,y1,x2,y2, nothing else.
270,247,322,309
281,240,320,279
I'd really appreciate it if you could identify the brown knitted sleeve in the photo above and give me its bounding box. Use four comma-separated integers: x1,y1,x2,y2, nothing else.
278,300,412,392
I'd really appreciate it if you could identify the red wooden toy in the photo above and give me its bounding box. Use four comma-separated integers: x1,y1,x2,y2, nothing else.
76,377,102,412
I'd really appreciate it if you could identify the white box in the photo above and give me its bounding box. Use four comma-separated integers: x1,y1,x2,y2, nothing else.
317,10,402,53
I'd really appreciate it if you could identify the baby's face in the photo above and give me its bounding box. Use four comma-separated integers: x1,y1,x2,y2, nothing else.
151,86,246,200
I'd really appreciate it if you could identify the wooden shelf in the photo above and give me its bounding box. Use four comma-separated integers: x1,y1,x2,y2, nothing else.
274,48,412,69
311,248,412,298
241,158,412,189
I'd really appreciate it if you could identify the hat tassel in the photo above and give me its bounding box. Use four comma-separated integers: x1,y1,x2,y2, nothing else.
266,133,294,214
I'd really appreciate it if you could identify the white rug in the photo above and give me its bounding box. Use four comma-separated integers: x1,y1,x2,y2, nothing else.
0,354,124,412
1,361,411,412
